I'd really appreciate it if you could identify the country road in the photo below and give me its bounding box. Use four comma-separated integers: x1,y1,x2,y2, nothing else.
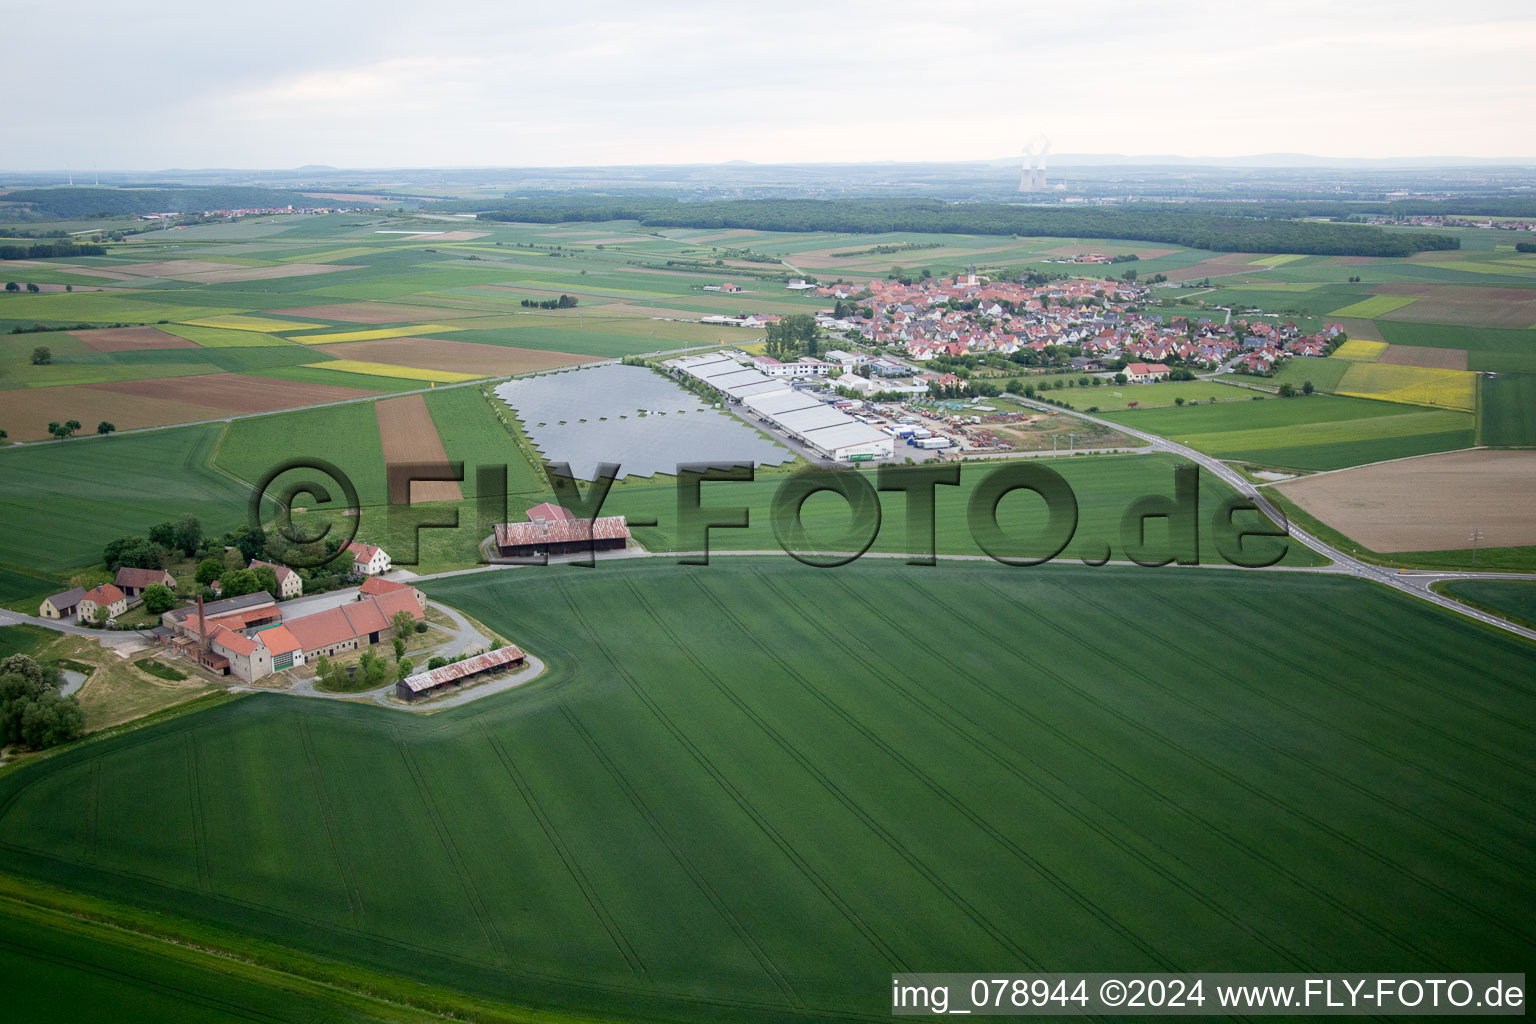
1006,395,1536,642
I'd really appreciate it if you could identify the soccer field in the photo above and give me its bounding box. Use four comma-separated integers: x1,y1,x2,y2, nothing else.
0,559,1531,1024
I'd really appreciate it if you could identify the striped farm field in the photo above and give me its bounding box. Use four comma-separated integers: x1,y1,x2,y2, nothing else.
301,359,481,382
160,324,292,348
1327,295,1419,318
0,558,1531,1024
180,314,324,332
288,324,462,344
1103,395,1474,471
1476,371,1536,446
1332,339,1388,361
1336,362,1476,412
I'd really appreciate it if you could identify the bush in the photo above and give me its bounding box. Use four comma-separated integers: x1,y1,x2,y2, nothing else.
414,621,428,633
142,583,177,615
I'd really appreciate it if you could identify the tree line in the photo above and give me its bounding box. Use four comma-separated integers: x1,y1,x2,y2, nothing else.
1,240,106,261
472,198,1459,257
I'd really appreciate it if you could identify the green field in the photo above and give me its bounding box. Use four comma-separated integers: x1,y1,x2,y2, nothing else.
0,424,255,572
1440,580,1536,630
0,624,52,659
1103,394,1474,471
0,559,1532,1023
0,563,58,604
1476,372,1536,446
215,400,390,508
1265,356,1353,394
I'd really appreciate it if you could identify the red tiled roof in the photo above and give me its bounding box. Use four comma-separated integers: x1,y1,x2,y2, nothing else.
256,625,301,656
82,584,125,605
347,541,381,562
342,598,390,638
183,607,272,635
284,594,422,654
285,606,356,651
371,589,425,622
358,576,410,597
209,625,258,657
494,515,630,549
524,502,575,522
400,645,525,694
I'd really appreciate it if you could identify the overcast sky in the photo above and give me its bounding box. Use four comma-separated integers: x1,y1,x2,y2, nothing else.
10,0,1535,170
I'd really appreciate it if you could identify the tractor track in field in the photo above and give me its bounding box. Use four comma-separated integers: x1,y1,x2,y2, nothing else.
296,716,366,921
184,735,212,895
1153,582,1536,801
0,933,301,1024
551,576,912,974
796,568,1311,971
477,720,648,980
962,575,1474,966
682,572,1088,972
392,727,507,964
556,703,806,1011
1057,580,1536,930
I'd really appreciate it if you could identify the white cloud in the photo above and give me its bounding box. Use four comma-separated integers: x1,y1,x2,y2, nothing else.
7,0,1535,169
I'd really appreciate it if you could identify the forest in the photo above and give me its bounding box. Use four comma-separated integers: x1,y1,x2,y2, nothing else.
472,198,1460,256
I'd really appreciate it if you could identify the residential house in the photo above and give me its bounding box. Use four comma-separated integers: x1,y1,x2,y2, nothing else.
346,541,391,577
248,560,303,599
1123,362,1171,384
78,585,128,623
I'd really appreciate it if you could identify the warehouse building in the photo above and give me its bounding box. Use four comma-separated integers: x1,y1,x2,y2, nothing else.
494,509,631,559
397,645,527,702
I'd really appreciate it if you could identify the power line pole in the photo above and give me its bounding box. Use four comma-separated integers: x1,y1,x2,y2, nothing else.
1469,528,1483,567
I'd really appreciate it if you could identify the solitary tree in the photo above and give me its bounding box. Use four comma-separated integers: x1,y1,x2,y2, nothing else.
1302,380,1315,395
4,282,17,293
31,346,50,365
1278,382,1297,397
25,283,40,294
65,419,79,433
97,421,115,436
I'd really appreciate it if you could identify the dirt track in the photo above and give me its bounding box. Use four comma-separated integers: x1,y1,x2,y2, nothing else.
1276,449,1536,552
374,394,463,503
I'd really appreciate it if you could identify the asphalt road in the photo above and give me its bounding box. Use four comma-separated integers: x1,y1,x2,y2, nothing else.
1007,395,1536,642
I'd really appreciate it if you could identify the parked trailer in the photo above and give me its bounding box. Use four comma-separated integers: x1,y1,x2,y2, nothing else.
916,437,951,449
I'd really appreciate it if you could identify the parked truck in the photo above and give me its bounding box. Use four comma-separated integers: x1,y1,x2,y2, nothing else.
915,437,950,449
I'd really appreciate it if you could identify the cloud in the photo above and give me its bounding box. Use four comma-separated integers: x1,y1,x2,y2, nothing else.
7,0,1535,169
